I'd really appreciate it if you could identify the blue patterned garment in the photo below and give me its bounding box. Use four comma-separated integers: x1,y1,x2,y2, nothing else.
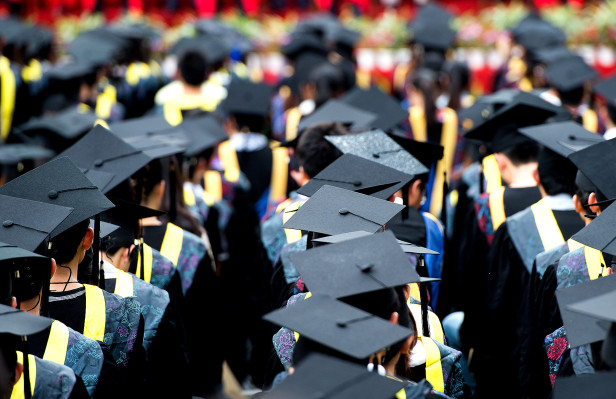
101,289,142,368
64,326,105,397
261,194,306,266
273,292,308,369
544,327,570,386
128,275,169,352
175,228,210,295
149,246,175,291
31,355,77,399
556,247,591,289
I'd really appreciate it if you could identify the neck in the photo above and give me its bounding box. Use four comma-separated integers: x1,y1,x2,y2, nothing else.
50,259,81,291
182,83,202,96
19,296,41,316
384,353,400,376
505,163,538,188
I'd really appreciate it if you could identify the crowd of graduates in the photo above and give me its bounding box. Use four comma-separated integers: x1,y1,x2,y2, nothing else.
2,1,616,398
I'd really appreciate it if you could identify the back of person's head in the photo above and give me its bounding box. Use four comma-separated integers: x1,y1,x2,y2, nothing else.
178,51,209,87
233,113,266,134
47,219,90,266
607,103,616,125
295,122,347,178
409,68,439,126
501,141,540,166
443,61,470,110
537,147,577,196
0,334,18,399
558,86,585,107
308,61,347,107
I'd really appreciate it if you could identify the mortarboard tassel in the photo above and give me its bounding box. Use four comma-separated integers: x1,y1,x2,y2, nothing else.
22,336,32,399
417,255,431,338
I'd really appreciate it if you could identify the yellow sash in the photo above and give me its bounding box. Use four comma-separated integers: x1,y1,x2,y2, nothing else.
408,304,445,344
115,270,134,297
125,62,151,86
285,107,302,144
567,239,608,280
282,202,303,244
162,95,218,126
12,352,36,399
203,170,224,202
488,186,507,232
408,106,427,142
95,84,117,120
160,223,184,266
1,56,16,142
407,283,421,304
42,321,69,365
83,285,106,342
21,59,42,83
530,200,565,251
432,108,458,216
136,243,154,283
393,64,411,92
183,186,197,207
419,337,445,393
582,109,598,133
217,140,241,183
519,77,533,92
269,147,289,202
275,198,292,215
355,69,371,90
482,154,503,194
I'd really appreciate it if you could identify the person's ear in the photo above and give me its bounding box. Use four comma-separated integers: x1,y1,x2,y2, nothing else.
389,312,399,325
82,227,94,251
9,296,17,309
13,362,23,387
50,258,57,279
402,284,411,301
589,192,602,215
157,180,166,201
532,168,540,186
492,152,506,172
122,247,131,264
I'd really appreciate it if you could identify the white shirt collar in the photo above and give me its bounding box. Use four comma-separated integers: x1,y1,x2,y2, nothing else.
543,193,575,211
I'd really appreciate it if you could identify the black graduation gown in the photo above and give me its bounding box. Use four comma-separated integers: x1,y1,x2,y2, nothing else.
141,223,223,397
472,209,583,399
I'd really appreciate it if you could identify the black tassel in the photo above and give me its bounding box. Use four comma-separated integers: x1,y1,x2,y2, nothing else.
92,215,101,286
418,256,431,338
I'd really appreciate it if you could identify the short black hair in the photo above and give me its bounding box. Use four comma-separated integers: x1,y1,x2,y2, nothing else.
558,86,585,107
178,51,208,87
538,148,577,196
607,103,616,125
48,219,90,265
295,122,347,178
233,113,266,134
501,141,540,166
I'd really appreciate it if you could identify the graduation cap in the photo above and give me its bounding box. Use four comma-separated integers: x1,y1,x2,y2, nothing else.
0,157,114,238
283,185,404,236
294,14,341,40
556,275,616,348
409,3,456,50
109,115,172,138
46,62,97,82
518,121,604,157
295,100,376,136
0,194,73,252
297,154,414,200
169,36,227,65
67,35,121,66
568,139,616,199
221,80,274,116
532,46,578,65
387,131,444,171
570,202,616,256
291,230,421,299
16,107,99,143
100,198,162,249
260,353,406,399
553,372,616,399
545,56,598,92
325,130,429,177
340,86,409,132
511,15,566,51
0,144,54,166
263,294,413,360
593,75,616,108
121,131,188,160
281,33,328,60
464,96,559,153
311,230,439,255
0,304,54,335
154,114,227,157
57,125,152,193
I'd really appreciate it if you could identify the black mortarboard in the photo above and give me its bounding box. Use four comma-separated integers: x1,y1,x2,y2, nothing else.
593,75,616,108
511,16,566,52
518,121,604,158
311,230,439,255
0,144,54,166
0,304,54,336
556,275,616,348
340,86,409,132
221,80,274,116
16,107,98,143
90,219,119,239
0,157,114,238
156,114,227,157
0,194,73,252
263,294,413,360
568,139,616,199
570,202,616,256
45,62,96,82
291,230,421,299
409,3,456,50
283,185,404,236
121,131,187,160
260,353,406,399
553,372,616,399
57,125,151,193
545,56,598,92
457,89,518,132
297,154,413,200
464,97,558,153
100,198,163,249
532,46,578,65
327,26,360,49
109,115,172,138
67,35,121,66
325,130,429,176
387,131,444,170
281,33,328,60
297,100,377,134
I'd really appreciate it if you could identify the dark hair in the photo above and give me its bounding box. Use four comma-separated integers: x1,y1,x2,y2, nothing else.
409,68,439,127
48,219,90,265
501,141,540,166
558,86,585,107
538,148,577,196
0,334,17,395
179,51,208,87
308,62,347,107
607,104,616,125
233,113,266,134
295,122,347,178
443,61,470,111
